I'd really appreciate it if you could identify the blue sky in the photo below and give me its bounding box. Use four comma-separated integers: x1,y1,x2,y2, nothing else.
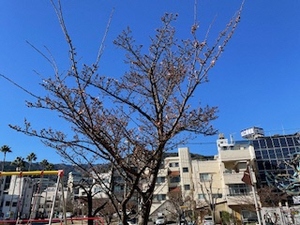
0,0,300,164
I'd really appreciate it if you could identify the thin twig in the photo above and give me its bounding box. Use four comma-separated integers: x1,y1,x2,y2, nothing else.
0,73,40,99
95,8,115,67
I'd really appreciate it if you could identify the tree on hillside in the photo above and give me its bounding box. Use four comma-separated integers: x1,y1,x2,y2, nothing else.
40,159,54,170
26,152,37,171
11,156,25,171
1,145,12,171
9,1,243,224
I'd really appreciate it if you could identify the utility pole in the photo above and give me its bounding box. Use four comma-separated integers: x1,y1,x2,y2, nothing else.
243,163,262,225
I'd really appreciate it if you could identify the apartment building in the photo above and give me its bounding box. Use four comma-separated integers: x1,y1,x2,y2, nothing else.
151,134,259,224
150,147,194,222
67,170,111,216
32,181,68,219
192,156,224,222
1,175,34,219
217,134,258,223
0,170,68,221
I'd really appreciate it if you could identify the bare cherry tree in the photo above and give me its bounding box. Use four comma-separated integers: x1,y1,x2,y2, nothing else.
198,175,221,224
9,1,243,224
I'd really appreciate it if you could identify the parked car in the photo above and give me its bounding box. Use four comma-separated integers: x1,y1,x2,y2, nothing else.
203,216,214,225
156,215,166,225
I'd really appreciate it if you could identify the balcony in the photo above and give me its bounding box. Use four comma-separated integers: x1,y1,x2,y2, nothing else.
220,149,252,162
223,170,244,184
223,170,257,184
226,194,255,206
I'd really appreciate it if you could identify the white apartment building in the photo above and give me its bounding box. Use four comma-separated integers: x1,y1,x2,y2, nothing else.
0,171,68,221
32,183,68,219
67,170,111,216
68,171,111,198
1,175,34,219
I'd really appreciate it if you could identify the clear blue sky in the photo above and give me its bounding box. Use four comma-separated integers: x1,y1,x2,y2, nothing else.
0,0,300,164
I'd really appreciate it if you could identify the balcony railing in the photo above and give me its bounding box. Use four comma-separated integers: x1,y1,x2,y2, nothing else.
226,194,255,205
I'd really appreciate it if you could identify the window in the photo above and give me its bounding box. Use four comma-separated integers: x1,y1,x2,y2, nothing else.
282,148,289,157
157,176,166,184
268,149,275,159
261,150,269,158
228,184,251,196
259,139,266,148
275,148,283,158
253,140,260,149
290,147,296,155
273,138,280,147
242,210,258,222
198,193,221,200
5,201,9,206
170,176,180,183
287,137,294,146
200,173,212,182
256,151,262,159
280,138,287,147
266,138,273,148
154,194,166,201
169,162,179,167
12,202,17,207
94,187,102,193
198,194,205,199
182,167,189,173
184,184,190,190
212,193,222,199
115,185,124,191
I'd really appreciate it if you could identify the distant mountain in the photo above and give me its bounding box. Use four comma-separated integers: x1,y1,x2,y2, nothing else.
1,162,75,174
1,152,213,174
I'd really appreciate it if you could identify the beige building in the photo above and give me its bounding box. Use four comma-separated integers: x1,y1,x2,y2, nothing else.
217,134,258,224
151,134,259,224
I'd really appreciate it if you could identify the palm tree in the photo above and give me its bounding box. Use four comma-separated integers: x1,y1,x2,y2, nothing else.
26,152,37,171
11,156,25,171
46,163,54,170
1,145,12,171
40,159,49,170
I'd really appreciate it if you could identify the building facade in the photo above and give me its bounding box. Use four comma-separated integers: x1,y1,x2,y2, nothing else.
151,139,259,224
1,175,34,219
241,127,300,186
217,134,258,224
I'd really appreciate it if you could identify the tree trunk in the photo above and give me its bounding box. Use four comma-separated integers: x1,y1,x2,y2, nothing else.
138,193,153,225
87,196,93,225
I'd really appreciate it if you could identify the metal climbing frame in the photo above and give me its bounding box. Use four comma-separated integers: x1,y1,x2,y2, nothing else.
0,170,66,225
